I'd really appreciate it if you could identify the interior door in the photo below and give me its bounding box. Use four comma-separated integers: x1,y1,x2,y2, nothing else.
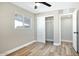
77,10,79,52
37,16,45,43
73,10,77,52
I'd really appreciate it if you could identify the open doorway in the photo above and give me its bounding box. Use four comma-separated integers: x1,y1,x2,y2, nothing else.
45,16,54,44
61,14,73,43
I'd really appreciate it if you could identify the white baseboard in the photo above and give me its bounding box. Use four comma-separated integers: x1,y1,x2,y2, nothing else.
61,40,72,43
0,40,36,56
46,39,53,42
36,40,45,43
53,43,61,46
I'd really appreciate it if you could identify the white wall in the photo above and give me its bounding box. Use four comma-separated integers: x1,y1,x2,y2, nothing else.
0,3,35,53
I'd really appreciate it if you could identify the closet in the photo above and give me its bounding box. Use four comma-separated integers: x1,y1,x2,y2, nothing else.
45,16,54,42
61,14,72,42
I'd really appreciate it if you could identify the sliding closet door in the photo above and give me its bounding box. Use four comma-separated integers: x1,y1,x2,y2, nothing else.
37,16,45,43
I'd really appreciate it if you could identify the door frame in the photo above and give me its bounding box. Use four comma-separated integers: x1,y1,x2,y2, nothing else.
37,15,55,43
44,15,61,45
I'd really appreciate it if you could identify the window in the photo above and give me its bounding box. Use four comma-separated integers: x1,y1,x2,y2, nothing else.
14,14,31,29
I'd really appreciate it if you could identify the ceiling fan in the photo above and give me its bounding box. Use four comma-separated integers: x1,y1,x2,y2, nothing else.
34,2,52,9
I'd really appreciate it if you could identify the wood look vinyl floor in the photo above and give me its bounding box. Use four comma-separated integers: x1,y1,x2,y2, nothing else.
7,41,79,56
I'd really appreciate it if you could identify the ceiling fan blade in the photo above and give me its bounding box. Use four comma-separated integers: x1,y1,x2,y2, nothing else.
34,2,51,9
39,2,51,7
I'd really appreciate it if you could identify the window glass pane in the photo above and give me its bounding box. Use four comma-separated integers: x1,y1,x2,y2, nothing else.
15,20,23,28
24,17,31,28
14,14,23,28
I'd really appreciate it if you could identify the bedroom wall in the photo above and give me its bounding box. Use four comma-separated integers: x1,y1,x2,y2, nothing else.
0,3,35,53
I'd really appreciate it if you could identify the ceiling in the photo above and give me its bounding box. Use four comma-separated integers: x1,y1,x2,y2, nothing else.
12,2,79,14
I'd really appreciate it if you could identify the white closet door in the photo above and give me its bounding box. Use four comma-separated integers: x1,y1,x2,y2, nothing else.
37,16,45,43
